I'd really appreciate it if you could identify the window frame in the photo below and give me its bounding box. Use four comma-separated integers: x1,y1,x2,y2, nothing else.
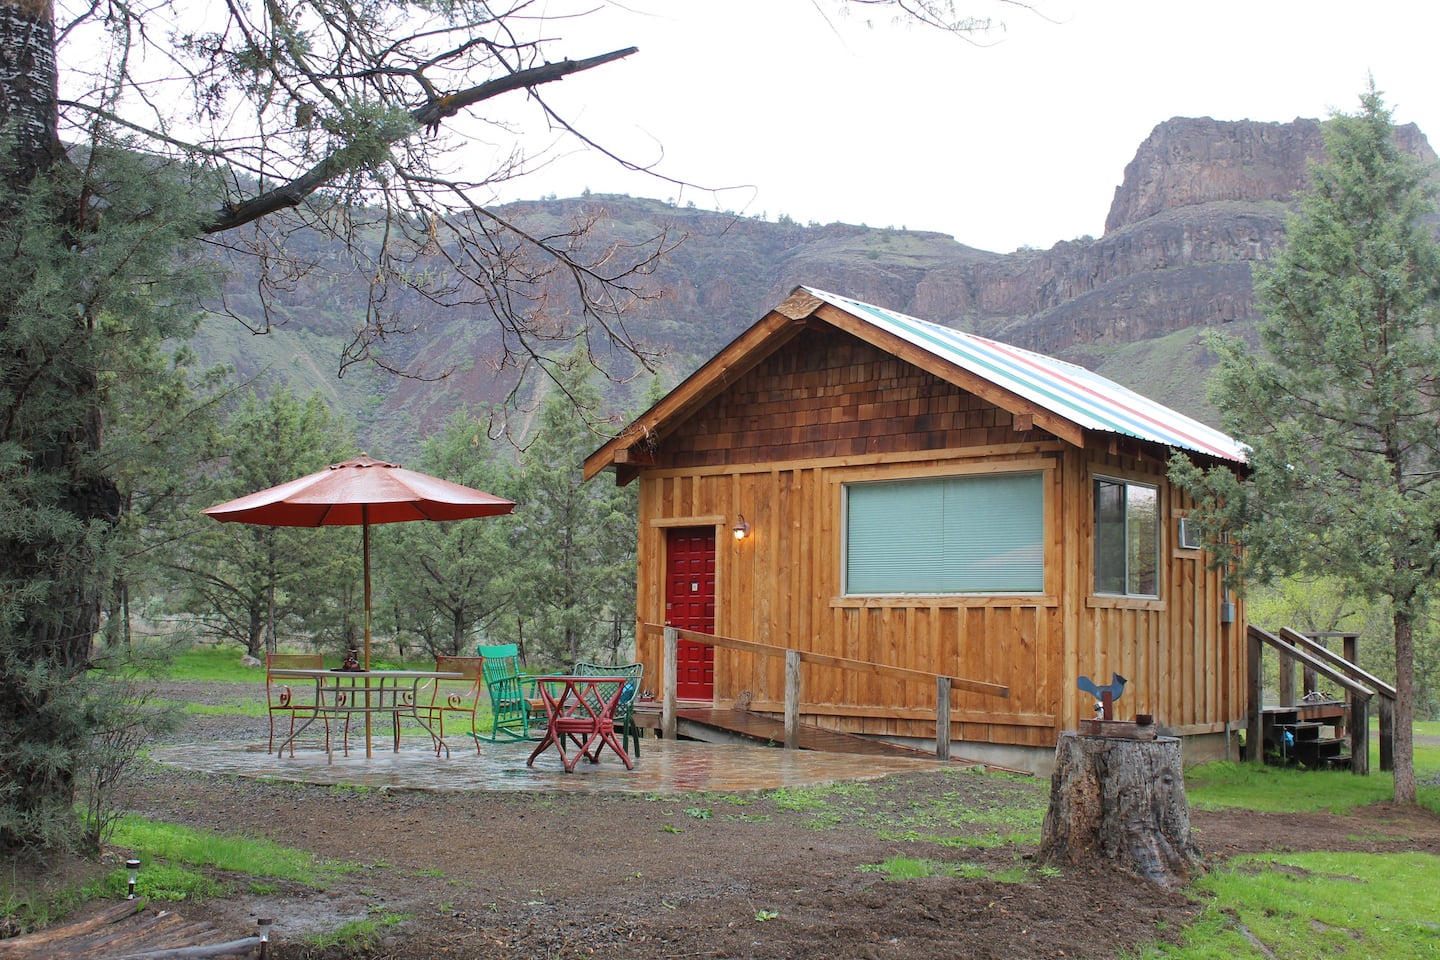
1092,473,1162,600
841,469,1047,599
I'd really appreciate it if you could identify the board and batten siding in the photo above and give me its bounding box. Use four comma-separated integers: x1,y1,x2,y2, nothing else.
631,326,1244,751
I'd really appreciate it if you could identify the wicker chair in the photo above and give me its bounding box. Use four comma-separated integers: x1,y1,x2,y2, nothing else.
571,661,645,757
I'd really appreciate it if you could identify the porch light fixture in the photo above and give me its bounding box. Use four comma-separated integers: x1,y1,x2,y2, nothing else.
125,858,141,899
732,515,750,541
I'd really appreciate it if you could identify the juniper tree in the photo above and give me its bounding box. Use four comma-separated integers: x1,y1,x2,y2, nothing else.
382,411,520,658
175,389,357,657
1172,86,1440,803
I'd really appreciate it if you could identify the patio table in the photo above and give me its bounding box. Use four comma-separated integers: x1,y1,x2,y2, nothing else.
526,676,634,772
268,668,465,761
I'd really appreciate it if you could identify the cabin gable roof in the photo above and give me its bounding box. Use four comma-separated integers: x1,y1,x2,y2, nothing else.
584,286,1246,481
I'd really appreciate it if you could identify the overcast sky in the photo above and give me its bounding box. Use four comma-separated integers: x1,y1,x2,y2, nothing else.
477,0,1440,254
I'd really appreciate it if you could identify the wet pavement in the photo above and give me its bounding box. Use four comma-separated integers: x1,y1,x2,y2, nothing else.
150,734,948,795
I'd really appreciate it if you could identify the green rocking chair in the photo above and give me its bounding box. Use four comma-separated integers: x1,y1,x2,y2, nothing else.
477,643,531,741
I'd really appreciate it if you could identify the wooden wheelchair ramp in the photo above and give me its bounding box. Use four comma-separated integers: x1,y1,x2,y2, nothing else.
653,705,943,760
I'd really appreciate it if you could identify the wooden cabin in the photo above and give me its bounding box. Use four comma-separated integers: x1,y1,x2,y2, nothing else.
584,287,1250,773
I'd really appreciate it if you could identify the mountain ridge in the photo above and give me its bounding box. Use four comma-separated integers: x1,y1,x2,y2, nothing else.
195,115,1436,455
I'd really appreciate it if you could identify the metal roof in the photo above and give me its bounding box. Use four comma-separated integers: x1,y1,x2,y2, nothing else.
805,287,1248,464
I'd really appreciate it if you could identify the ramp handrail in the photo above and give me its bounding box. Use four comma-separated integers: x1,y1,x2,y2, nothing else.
1277,628,1396,699
1277,627,1397,772
642,622,1009,760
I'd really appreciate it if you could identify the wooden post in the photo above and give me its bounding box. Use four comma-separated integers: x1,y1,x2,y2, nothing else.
1344,633,1359,745
1378,696,1393,772
935,677,952,761
662,626,678,740
1350,697,1370,775
1038,732,1201,887
1246,628,1263,763
783,649,801,749
1278,645,1296,705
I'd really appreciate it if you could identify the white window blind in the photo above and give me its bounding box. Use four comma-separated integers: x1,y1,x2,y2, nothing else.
845,473,1044,595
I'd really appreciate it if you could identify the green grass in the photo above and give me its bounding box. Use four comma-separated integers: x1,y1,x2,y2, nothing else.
88,861,224,903
1188,762,1402,814
857,854,1055,883
0,814,362,933
159,644,441,684
767,770,1046,847
1126,720,1440,959
109,815,356,889
162,645,264,683
1128,852,1440,959
178,699,269,718
304,908,409,952
1188,718,1440,815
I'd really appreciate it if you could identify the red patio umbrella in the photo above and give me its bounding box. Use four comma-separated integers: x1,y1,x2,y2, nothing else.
202,454,516,669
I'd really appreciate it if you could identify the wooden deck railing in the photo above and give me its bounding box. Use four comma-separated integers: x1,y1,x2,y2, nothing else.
642,623,1009,760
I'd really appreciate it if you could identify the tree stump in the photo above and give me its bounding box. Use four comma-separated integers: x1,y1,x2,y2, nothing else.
1037,731,1202,887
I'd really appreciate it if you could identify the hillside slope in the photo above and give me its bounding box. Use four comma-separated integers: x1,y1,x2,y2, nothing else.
194,116,1435,453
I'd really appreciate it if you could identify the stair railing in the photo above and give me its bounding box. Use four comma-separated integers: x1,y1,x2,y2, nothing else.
644,623,1009,759
1277,627,1397,772
1247,625,1376,774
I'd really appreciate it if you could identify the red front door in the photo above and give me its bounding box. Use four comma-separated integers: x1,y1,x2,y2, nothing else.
665,527,716,701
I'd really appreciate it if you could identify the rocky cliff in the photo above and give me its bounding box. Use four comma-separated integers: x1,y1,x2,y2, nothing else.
204,116,1436,449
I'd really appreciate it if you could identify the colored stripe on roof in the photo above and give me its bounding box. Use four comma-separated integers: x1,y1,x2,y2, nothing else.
805,287,1247,464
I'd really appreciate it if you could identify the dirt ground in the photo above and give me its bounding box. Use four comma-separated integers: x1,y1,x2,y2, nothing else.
38,684,1440,959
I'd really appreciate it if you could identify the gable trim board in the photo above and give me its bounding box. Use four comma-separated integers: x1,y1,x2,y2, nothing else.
585,286,1246,483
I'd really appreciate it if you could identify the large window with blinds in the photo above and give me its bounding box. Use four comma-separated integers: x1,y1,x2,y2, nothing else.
843,473,1045,595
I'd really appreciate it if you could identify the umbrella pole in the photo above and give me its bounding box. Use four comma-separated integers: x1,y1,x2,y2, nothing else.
363,511,373,758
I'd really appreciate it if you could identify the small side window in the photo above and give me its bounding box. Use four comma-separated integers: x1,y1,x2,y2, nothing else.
1094,477,1159,598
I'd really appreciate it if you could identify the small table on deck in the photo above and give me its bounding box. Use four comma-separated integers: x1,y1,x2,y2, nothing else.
526,676,635,772
269,668,465,761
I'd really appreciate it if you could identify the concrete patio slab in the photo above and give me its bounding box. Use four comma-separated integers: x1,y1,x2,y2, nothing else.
150,736,947,794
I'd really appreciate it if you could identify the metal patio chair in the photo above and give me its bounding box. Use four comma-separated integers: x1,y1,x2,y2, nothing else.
417,655,485,754
265,652,330,756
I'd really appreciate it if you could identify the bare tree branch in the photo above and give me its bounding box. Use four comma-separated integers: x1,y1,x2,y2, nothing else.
202,46,639,234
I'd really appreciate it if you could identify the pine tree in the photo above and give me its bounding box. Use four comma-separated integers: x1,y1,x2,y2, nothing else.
511,355,639,669
176,389,357,657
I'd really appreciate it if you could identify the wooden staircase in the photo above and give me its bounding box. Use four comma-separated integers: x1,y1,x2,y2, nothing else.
1262,700,1351,769
1248,626,1399,775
